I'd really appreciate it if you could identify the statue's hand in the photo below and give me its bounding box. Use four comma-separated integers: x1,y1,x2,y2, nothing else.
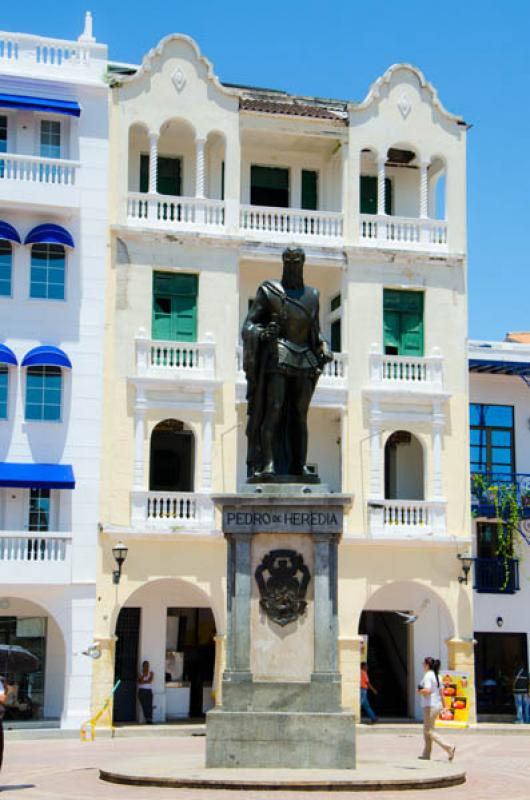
319,341,333,364
262,320,280,341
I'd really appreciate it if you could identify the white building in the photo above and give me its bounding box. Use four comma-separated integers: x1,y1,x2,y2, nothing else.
469,336,530,719
0,15,108,727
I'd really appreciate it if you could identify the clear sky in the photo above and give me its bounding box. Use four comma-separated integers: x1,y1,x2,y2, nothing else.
3,0,529,341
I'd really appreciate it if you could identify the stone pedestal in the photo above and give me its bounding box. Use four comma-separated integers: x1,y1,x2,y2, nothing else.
206,492,355,770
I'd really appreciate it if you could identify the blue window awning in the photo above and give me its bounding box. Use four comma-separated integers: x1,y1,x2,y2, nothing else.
469,359,530,376
0,221,21,244
22,346,72,369
24,224,75,249
0,93,80,118
0,344,17,367
0,463,75,489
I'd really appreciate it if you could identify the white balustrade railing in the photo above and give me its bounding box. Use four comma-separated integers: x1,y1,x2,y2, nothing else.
0,153,79,185
0,534,69,562
127,193,225,229
369,499,446,537
136,334,216,379
368,349,443,391
0,31,106,76
131,491,215,530
360,214,447,249
240,205,343,239
236,346,347,383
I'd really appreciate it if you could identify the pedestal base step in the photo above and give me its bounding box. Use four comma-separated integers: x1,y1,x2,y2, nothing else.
206,709,356,769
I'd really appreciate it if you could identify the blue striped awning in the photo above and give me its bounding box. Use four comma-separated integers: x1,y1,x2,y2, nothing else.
21,346,72,370
469,359,530,376
0,463,75,488
0,344,17,366
0,221,21,244
0,93,80,117
24,224,75,249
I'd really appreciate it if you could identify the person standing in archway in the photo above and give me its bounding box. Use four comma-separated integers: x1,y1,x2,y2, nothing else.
418,657,455,761
137,660,154,724
360,661,378,723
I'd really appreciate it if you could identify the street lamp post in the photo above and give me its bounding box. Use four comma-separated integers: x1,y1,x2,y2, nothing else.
112,541,129,585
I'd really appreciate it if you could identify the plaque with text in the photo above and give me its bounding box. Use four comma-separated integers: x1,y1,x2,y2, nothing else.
222,505,343,534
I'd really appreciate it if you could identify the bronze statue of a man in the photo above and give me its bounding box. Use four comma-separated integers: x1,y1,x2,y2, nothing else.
242,247,332,481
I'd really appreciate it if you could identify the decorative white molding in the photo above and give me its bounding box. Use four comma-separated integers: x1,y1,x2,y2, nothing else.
355,63,466,126
171,66,186,93
397,91,412,119
113,33,238,97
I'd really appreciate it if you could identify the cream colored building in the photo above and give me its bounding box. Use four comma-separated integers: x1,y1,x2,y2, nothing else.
93,34,474,724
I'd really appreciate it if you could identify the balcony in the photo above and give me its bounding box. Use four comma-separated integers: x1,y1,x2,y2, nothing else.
364,347,447,405
368,499,446,538
135,333,216,386
360,214,447,252
127,193,225,233
0,29,107,84
131,490,215,533
474,557,520,594
471,473,530,519
0,533,71,584
239,205,343,245
235,346,348,408
0,154,80,209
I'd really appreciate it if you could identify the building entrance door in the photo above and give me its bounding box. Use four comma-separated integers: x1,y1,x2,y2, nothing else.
113,607,141,723
359,610,410,718
475,631,528,716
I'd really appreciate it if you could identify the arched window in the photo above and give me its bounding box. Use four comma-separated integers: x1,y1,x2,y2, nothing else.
25,366,62,422
0,240,12,296
149,419,194,492
384,430,424,500
30,244,65,300
0,365,8,419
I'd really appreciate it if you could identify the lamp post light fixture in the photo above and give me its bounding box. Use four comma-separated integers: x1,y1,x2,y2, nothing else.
457,552,474,585
112,541,129,585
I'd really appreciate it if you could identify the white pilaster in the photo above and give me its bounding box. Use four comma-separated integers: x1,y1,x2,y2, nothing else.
369,402,383,498
377,155,386,216
200,389,215,493
133,389,147,490
61,591,96,729
148,132,158,194
420,159,430,218
432,401,445,500
195,136,206,199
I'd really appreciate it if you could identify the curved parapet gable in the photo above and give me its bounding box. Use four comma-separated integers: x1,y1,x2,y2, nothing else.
355,63,467,127
113,33,237,99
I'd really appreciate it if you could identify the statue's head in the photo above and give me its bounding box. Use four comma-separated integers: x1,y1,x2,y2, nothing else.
281,247,305,290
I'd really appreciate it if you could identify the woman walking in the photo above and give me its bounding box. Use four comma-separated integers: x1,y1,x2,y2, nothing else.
418,657,455,761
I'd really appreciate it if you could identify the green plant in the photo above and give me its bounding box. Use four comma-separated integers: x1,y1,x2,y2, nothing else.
487,483,523,591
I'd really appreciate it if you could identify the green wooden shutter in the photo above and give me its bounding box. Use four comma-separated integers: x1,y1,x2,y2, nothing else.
360,176,392,215
383,290,424,356
152,272,198,342
301,170,318,210
140,154,149,193
360,176,377,214
157,156,181,196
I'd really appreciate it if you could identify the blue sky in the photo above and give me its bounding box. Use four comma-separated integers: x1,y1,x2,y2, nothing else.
3,0,529,340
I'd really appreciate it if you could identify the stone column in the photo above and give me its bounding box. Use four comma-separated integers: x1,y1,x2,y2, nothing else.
90,635,117,725
369,403,383,498
148,132,158,194
200,390,215,493
377,155,386,216
419,159,429,218
195,136,206,199
312,532,340,680
225,533,252,681
446,637,477,725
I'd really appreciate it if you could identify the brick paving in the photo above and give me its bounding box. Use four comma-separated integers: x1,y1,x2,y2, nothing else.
0,729,529,799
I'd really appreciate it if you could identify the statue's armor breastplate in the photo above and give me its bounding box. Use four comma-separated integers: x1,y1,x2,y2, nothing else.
261,281,320,375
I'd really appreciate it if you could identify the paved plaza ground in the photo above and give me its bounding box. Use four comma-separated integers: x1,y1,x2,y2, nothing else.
0,726,529,799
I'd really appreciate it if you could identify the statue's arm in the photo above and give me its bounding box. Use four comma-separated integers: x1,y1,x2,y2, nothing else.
242,287,269,340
